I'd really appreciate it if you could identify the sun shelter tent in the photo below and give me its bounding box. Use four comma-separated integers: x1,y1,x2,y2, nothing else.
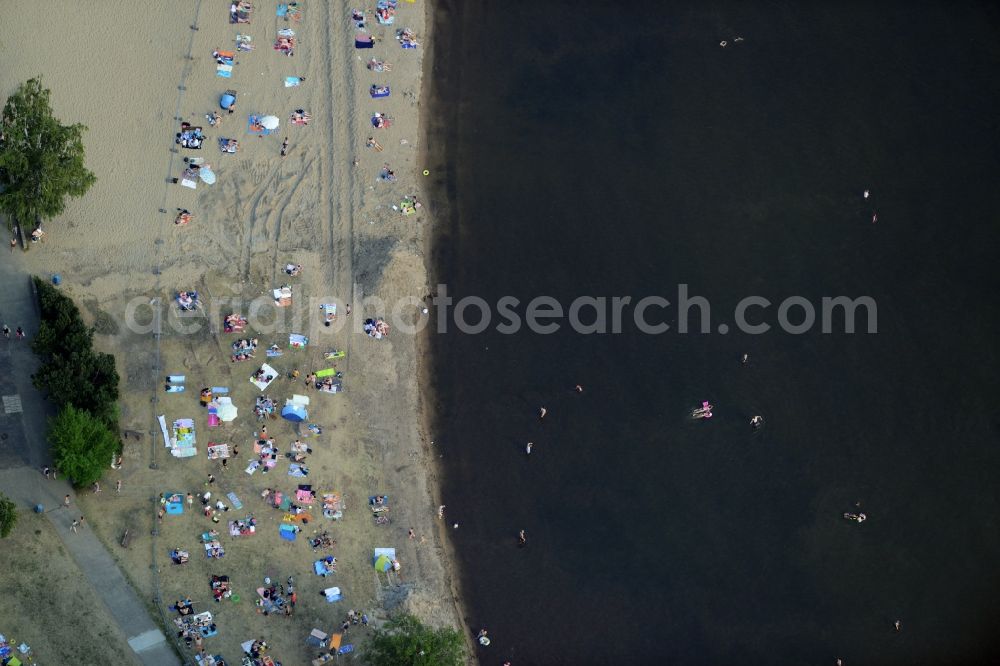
281,394,309,422
170,419,197,457
251,363,279,391
373,553,392,572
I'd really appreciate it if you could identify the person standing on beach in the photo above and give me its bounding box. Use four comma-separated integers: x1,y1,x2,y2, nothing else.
42,466,50,479
116,479,122,494
70,519,79,533
63,494,71,508
438,504,446,519
281,137,289,157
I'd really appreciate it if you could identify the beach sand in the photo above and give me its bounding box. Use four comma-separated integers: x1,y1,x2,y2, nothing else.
1,1,461,662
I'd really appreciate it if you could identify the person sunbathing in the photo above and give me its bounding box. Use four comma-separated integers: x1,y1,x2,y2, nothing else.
175,209,192,226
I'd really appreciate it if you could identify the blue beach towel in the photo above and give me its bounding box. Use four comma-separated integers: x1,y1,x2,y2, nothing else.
165,385,186,393
276,3,288,17
285,77,302,87
288,463,308,477
211,386,229,394
227,491,243,510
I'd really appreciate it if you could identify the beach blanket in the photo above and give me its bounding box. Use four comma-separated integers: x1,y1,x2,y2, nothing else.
273,286,292,306
296,488,315,503
250,363,278,391
170,419,197,458
284,76,302,87
245,460,260,475
288,463,309,477
227,491,243,509
313,557,336,577
355,33,374,49
207,443,230,460
279,523,299,541
322,586,342,602
165,492,184,515
315,368,338,378
247,114,272,136
228,516,255,536
289,333,308,349
204,540,225,558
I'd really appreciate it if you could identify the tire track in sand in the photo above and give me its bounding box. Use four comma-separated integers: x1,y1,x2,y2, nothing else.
318,0,357,319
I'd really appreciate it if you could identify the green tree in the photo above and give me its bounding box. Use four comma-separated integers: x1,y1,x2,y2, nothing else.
364,614,466,666
49,404,119,487
0,492,17,538
0,78,96,233
31,277,120,423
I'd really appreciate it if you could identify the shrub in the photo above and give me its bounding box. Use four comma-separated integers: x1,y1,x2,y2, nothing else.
364,613,466,666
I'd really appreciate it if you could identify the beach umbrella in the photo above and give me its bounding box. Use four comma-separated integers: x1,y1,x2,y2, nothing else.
373,554,392,572
281,403,307,422
199,167,216,185
217,402,238,422
260,115,280,130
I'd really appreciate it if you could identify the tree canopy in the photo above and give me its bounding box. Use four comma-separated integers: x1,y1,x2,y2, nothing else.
0,492,17,538
363,614,466,666
31,277,120,423
0,77,96,232
49,404,119,487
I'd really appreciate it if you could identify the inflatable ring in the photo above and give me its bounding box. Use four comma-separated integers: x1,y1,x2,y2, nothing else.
720,40,727,47
423,169,430,176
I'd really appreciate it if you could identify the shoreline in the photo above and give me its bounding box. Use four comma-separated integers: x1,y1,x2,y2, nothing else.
417,0,479,658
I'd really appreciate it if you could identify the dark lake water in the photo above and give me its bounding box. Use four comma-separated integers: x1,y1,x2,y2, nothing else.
425,2,1000,663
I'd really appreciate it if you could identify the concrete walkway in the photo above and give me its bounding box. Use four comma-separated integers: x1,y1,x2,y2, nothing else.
0,267,179,666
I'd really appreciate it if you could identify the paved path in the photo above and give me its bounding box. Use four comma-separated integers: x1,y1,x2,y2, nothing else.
0,265,180,666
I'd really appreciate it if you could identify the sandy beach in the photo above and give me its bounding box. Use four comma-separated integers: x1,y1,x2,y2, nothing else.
0,1,462,663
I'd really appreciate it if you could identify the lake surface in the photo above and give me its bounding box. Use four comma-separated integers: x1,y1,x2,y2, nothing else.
425,1,1000,663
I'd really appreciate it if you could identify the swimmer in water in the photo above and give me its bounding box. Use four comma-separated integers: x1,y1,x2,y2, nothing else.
872,212,878,224
751,415,764,429
741,353,749,365
518,529,526,546
539,407,547,419
864,189,870,199
526,442,532,455
574,384,584,393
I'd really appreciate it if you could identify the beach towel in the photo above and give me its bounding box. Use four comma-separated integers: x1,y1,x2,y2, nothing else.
284,77,302,87
315,368,338,378
211,386,229,394
217,64,233,78
276,3,289,17
355,33,374,49
289,333,308,349
296,488,314,503
245,460,260,475
338,645,354,655
227,492,243,509
266,347,283,357
199,625,218,637
322,586,342,602
166,385,185,393
279,524,298,541
288,463,309,477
